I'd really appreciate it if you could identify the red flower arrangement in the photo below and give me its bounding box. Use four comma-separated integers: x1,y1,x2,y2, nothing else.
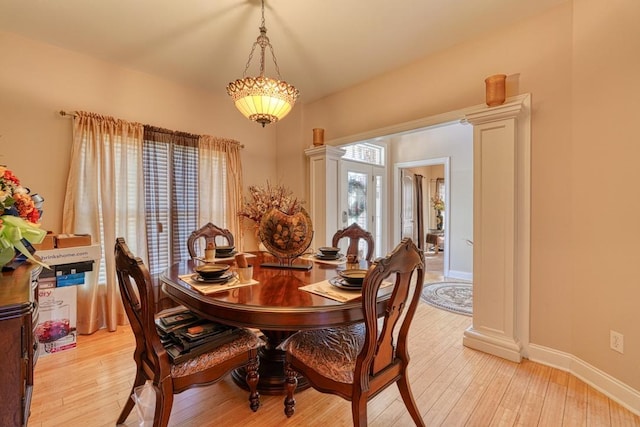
0,166,47,268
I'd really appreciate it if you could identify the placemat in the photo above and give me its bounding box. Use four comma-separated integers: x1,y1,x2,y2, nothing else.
300,279,392,302
178,274,259,295
300,253,347,266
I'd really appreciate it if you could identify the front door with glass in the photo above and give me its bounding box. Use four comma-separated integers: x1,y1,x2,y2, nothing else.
339,160,385,259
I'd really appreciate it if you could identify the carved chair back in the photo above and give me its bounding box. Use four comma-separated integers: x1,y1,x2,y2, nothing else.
331,222,375,262
186,223,235,259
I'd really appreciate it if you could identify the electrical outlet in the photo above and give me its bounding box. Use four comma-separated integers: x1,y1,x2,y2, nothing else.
610,330,624,354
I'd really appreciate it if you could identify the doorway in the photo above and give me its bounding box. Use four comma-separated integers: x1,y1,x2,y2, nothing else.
393,121,473,282
398,158,451,277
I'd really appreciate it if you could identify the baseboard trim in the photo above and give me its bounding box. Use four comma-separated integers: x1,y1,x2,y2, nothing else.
463,326,522,363
528,344,640,416
447,270,473,281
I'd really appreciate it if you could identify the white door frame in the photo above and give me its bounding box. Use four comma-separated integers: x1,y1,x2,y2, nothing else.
393,157,451,277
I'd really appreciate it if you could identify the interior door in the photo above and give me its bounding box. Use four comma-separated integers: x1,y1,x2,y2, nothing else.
339,161,385,258
401,169,415,241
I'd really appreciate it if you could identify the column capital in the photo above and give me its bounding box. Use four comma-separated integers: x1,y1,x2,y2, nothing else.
463,94,528,126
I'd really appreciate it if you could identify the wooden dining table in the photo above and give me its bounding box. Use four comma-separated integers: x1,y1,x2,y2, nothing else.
160,251,392,395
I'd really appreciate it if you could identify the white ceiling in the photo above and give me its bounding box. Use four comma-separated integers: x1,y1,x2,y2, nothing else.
0,0,566,103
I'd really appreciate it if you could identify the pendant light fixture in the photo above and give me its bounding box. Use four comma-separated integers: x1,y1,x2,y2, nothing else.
226,0,299,127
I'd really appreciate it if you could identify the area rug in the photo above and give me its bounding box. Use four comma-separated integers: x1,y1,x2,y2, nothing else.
420,282,472,316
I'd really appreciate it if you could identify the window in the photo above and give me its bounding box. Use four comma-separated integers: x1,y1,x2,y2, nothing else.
342,142,385,166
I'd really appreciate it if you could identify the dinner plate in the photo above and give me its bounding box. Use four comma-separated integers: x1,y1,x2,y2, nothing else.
191,272,235,284
215,250,238,259
329,277,362,291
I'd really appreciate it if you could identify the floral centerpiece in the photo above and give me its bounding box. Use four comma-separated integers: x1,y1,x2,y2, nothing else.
238,182,305,233
430,195,445,211
430,194,445,230
0,166,48,268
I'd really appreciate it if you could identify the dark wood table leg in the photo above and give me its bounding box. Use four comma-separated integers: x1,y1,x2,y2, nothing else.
231,330,309,395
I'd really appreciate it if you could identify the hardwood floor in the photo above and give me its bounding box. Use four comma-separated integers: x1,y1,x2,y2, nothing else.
424,250,443,275
28,296,639,426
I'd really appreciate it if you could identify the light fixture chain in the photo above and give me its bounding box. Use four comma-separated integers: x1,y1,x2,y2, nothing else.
242,41,260,78
269,44,283,80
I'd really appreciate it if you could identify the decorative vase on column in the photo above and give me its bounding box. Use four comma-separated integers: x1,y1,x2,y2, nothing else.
436,210,443,230
312,128,325,146
485,74,507,107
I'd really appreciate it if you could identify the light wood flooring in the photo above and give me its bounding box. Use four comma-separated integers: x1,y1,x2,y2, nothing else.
28,283,640,427
425,250,443,276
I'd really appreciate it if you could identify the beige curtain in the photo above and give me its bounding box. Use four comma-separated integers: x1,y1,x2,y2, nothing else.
62,111,146,333
198,136,244,251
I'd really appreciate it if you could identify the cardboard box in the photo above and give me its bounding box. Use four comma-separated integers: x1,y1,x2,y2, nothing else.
39,266,56,279
32,232,56,250
55,261,94,276
36,286,77,355
56,272,86,287
36,244,101,266
56,233,92,248
38,277,56,289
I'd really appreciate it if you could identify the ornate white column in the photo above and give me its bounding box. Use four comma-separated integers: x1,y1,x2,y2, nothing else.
463,94,531,362
304,145,346,249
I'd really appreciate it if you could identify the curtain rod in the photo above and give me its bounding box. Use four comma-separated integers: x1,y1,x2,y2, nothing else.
59,110,77,118
58,109,244,148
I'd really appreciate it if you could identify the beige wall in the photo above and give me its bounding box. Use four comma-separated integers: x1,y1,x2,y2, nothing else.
278,1,639,393
0,31,277,244
570,0,640,389
1,0,638,398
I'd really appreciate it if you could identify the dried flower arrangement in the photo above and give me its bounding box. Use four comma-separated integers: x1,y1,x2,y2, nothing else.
238,182,305,229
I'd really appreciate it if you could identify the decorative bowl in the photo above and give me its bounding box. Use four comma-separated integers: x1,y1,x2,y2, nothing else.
259,207,313,260
338,269,368,285
318,246,340,256
194,263,230,279
215,245,235,254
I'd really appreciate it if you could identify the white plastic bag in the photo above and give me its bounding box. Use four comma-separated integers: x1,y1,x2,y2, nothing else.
132,380,156,427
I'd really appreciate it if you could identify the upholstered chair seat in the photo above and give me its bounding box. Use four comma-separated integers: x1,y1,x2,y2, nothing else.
281,324,365,384
171,329,262,378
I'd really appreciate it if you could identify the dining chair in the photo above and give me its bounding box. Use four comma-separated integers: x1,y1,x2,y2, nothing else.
282,238,426,427
331,222,375,262
186,222,235,259
114,237,261,427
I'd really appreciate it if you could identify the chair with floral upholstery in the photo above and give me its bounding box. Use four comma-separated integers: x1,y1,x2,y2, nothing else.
114,237,260,427
331,222,375,262
281,238,426,426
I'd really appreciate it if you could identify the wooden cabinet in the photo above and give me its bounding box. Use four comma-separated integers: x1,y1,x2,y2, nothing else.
0,262,41,427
